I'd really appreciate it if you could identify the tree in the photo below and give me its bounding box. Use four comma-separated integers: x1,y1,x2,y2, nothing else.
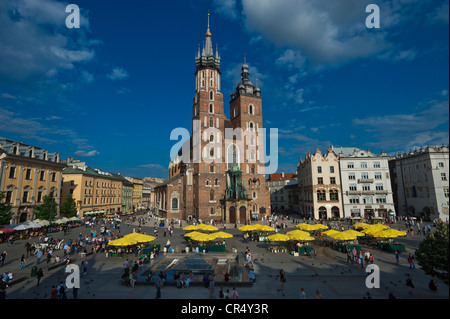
34,195,58,222
0,191,13,225
415,221,449,285
60,196,77,218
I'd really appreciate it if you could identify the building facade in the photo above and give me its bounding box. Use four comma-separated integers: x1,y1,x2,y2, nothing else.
0,138,65,224
155,16,271,223
389,145,449,221
335,147,395,220
61,160,122,217
297,147,343,219
266,173,297,212
112,173,133,214
126,177,144,212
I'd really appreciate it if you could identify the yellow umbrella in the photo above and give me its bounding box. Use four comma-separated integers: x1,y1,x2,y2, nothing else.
183,225,198,231
322,229,340,236
255,224,276,232
210,231,233,239
108,237,138,246
190,233,214,242
315,224,329,230
238,224,259,231
184,231,204,238
352,222,372,229
296,223,321,231
124,233,156,243
288,232,315,241
196,224,219,231
329,231,357,241
371,229,407,239
345,229,366,237
268,233,291,242
286,229,311,237
361,224,390,235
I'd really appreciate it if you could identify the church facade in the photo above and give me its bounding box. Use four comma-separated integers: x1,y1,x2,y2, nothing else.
154,16,271,223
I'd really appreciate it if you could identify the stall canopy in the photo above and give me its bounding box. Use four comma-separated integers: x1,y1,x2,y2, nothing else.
0,227,15,233
108,237,138,246
9,221,42,230
268,234,291,242
210,231,233,239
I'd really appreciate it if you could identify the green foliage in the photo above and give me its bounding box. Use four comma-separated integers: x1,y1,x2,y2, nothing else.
415,221,449,285
60,196,77,218
34,195,58,222
0,191,13,225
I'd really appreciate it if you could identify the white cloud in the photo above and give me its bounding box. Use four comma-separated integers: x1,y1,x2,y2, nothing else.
353,98,449,150
1,93,17,99
75,150,100,157
108,67,129,81
138,164,166,170
212,0,239,20
0,0,96,84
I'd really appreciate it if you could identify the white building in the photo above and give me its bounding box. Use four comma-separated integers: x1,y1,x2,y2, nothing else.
389,145,449,221
335,147,396,220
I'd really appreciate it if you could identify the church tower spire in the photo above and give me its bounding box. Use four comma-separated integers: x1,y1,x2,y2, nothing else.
196,12,221,72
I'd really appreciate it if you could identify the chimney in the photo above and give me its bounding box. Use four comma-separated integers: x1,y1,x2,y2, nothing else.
282,172,285,178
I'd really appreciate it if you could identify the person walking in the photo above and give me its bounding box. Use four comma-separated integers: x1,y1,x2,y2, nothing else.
50,285,58,299
407,253,415,269
300,287,306,299
36,268,44,287
35,249,43,265
395,251,400,265
405,274,414,295
155,276,162,299
231,287,239,299
0,251,7,267
72,287,79,299
276,269,286,291
208,276,215,299
19,255,26,270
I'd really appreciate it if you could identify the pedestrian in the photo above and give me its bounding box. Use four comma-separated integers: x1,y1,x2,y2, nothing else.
407,253,415,269
346,249,352,264
50,285,58,299
300,287,306,299
231,287,239,299
208,276,215,299
155,276,162,299
394,251,400,265
19,255,26,270
405,274,414,295
36,250,43,265
36,268,44,287
315,290,322,299
276,269,286,291
249,269,256,283
429,279,438,292
57,281,67,299
72,287,79,299
0,251,7,267
81,259,88,275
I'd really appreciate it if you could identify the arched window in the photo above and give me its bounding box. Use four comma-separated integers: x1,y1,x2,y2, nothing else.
210,207,215,215
249,122,254,132
209,117,214,128
172,198,179,210
209,103,214,113
210,90,214,100
210,148,214,158
227,144,239,169
210,190,215,201
214,178,218,186
206,179,210,186
210,133,214,142
249,104,254,115
251,165,255,174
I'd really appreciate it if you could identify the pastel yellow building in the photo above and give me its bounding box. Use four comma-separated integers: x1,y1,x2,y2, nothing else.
126,177,143,212
0,138,65,224
61,159,122,217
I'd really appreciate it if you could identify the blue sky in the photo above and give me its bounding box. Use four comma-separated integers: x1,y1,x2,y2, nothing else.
0,0,448,179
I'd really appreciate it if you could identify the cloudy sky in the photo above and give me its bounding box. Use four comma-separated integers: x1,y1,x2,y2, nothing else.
0,0,448,178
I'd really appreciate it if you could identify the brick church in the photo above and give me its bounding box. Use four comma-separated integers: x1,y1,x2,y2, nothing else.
154,15,271,223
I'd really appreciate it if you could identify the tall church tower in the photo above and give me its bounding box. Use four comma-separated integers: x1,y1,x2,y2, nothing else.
192,14,228,220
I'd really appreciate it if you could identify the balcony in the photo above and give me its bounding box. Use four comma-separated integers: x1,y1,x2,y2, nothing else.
358,178,374,183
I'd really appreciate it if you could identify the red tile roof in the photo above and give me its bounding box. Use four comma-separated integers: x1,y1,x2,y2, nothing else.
267,173,297,181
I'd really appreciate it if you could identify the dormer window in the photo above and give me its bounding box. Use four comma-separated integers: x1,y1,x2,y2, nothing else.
12,146,18,155
28,149,33,158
